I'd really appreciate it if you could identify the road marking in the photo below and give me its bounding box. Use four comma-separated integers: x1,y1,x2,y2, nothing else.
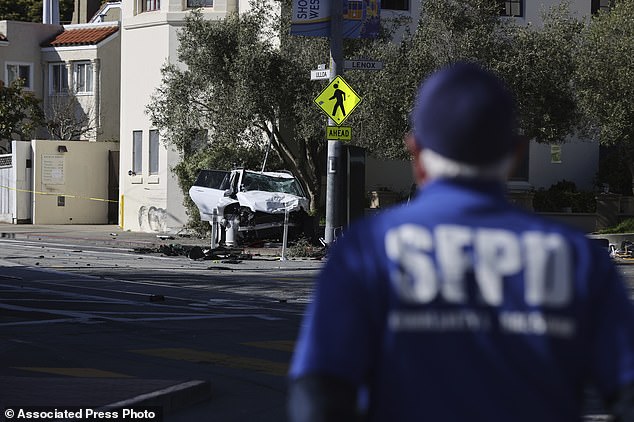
242,340,295,352
131,348,288,377
0,318,98,327
13,367,132,378
0,239,180,261
0,259,23,267
272,277,313,282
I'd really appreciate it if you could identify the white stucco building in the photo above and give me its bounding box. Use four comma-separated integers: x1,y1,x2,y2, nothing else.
118,0,252,232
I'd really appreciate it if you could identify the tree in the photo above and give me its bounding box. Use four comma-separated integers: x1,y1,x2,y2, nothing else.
497,3,583,143
147,1,330,224
343,28,420,160
341,0,584,160
45,92,99,140
403,0,583,145
575,0,634,192
0,79,44,153
0,0,74,23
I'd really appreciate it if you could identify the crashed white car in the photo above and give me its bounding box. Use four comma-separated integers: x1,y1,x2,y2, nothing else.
189,168,310,243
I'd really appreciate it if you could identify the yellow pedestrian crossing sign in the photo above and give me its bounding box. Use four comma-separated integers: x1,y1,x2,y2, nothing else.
314,76,362,126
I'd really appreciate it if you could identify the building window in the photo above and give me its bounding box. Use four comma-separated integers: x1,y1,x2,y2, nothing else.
141,0,160,12
50,63,68,94
149,130,159,175
133,131,143,174
498,0,523,17
381,0,408,11
551,145,562,164
591,0,612,14
74,62,93,94
6,62,32,89
187,0,213,6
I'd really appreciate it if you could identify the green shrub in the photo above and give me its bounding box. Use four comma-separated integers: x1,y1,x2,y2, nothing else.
532,180,596,213
596,218,634,234
287,237,325,258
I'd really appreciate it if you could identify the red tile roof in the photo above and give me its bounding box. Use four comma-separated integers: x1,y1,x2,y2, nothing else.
43,26,118,47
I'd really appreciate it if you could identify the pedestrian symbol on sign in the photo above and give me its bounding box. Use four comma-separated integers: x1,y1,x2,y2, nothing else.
314,76,362,126
329,84,346,117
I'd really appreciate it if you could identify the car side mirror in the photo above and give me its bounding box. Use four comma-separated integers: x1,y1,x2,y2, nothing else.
223,189,232,197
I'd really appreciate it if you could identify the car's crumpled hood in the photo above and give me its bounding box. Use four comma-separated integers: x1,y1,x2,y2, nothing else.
236,191,309,213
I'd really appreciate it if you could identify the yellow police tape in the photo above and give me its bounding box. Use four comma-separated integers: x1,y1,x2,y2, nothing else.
0,184,118,203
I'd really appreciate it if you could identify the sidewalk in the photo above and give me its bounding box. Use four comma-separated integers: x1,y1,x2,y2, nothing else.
0,224,214,250
0,223,319,260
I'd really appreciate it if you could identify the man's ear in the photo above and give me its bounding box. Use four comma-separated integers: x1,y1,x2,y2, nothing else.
405,133,426,184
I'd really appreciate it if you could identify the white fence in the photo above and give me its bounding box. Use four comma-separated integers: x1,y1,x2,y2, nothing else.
0,142,33,224
0,154,14,223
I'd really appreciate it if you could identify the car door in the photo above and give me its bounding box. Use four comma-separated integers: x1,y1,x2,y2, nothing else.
189,170,230,221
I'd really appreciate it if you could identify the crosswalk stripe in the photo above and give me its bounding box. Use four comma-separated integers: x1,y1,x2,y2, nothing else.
131,348,288,377
241,340,295,352
13,367,132,378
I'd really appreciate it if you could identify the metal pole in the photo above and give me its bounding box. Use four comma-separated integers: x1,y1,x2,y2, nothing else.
261,124,273,173
324,0,343,245
281,207,289,261
210,208,219,249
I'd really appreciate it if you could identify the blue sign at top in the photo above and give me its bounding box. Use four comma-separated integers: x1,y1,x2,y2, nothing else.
290,0,381,39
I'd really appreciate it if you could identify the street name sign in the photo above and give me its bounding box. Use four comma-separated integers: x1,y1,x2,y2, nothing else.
311,69,331,80
314,75,362,126
326,126,352,141
344,59,384,71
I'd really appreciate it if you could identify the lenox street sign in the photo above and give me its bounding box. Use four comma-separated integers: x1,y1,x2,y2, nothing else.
344,60,384,71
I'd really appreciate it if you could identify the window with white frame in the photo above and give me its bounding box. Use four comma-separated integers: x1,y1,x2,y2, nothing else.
133,131,143,174
591,0,612,14
498,0,523,17
141,0,160,12
74,62,93,94
551,145,562,164
149,130,160,175
6,62,33,89
50,63,68,94
187,0,213,6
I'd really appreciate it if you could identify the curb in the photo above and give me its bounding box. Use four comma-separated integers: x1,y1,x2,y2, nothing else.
99,380,212,414
0,377,212,415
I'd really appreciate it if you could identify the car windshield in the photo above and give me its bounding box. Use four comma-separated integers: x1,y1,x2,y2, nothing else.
242,172,305,197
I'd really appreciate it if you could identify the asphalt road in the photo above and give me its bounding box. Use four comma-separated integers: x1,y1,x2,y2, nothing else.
0,235,323,421
2,230,634,421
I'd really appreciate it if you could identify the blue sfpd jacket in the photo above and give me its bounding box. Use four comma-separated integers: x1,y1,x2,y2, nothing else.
290,179,634,422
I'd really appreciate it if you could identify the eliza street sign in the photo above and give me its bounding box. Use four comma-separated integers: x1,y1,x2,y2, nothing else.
344,59,383,71
310,69,331,80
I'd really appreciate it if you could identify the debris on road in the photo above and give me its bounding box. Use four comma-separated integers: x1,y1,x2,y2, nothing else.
132,243,252,262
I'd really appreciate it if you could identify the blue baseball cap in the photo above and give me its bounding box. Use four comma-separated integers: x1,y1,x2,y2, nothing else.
411,62,519,165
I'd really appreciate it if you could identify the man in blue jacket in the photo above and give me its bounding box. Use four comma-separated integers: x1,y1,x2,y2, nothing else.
288,62,634,421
